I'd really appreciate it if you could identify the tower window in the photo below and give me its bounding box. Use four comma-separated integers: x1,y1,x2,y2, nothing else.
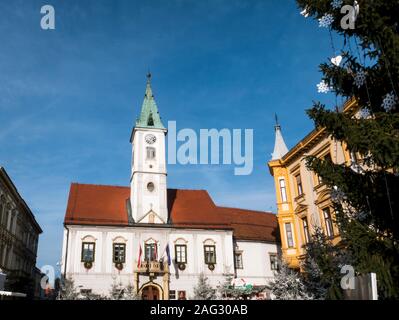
147,182,155,192
146,147,156,159
147,113,154,126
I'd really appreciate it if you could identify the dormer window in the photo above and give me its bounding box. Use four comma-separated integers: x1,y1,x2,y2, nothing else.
147,113,154,126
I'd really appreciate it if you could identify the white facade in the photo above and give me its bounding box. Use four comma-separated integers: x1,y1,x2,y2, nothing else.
234,241,277,286
61,225,278,298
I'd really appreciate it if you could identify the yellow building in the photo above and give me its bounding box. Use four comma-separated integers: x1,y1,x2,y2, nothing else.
268,100,357,269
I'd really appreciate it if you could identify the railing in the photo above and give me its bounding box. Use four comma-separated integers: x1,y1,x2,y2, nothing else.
136,260,168,274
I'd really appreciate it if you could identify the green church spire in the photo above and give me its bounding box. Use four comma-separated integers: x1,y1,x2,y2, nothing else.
135,73,165,129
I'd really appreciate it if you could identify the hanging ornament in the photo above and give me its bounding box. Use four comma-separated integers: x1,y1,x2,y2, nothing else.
331,0,343,10
381,91,397,111
319,14,334,28
354,69,366,88
358,108,371,119
317,80,331,94
353,1,360,20
331,55,343,66
300,6,310,18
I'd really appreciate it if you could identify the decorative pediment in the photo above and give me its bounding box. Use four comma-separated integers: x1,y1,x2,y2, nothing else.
81,235,97,242
137,209,166,224
294,204,308,214
203,238,216,245
315,189,331,205
112,236,127,243
174,238,188,245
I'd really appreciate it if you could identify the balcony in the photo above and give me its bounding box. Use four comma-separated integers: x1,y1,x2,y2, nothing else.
136,261,168,275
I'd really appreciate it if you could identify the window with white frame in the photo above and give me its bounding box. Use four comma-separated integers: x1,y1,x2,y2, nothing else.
323,207,334,238
113,243,126,263
234,252,243,269
295,174,303,196
302,217,310,244
269,254,279,271
279,178,287,202
285,223,294,248
145,242,157,261
146,147,156,160
169,290,176,300
81,242,95,262
175,244,187,264
204,245,216,264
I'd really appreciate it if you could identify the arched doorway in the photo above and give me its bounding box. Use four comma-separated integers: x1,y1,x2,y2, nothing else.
141,285,160,300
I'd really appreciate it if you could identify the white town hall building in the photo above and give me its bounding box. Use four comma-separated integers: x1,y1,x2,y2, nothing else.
61,75,279,300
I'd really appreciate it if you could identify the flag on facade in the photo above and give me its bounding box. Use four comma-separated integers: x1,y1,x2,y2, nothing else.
137,244,142,268
165,243,171,266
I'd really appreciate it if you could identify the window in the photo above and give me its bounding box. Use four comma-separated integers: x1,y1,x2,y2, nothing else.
175,245,187,264
145,243,157,261
279,179,287,202
323,208,334,238
302,217,310,244
113,243,126,263
285,223,294,248
0,202,3,226
324,153,332,163
295,174,303,196
80,289,92,295
234,252,243,269
146,147,156,159
81,242,95,262
147,113,154,126
269,254,279,271
204,245,216,264
147,182,155,192
2,210,9,228
317,153,332,184
350,151,358,164
169,290,176,300
178,291,187,300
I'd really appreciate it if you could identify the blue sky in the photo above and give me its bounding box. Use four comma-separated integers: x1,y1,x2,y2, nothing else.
0,0,340,269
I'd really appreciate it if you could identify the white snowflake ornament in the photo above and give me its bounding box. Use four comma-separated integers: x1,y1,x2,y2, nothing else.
319,13,334,28
317,80,331,94
381,91,397,111
354,70,366,88
358,108,371,119
300,6,310,18
331,0,343,10
331,55,343,66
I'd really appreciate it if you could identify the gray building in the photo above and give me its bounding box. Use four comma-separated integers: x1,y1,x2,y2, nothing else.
0,167,42,298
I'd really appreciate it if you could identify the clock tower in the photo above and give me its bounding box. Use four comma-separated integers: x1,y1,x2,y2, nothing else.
130,74,168,224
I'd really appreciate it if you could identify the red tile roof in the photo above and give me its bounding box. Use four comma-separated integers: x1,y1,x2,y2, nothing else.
65,183,278,243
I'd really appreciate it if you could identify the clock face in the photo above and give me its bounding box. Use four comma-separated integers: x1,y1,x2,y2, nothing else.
145,134,156,144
